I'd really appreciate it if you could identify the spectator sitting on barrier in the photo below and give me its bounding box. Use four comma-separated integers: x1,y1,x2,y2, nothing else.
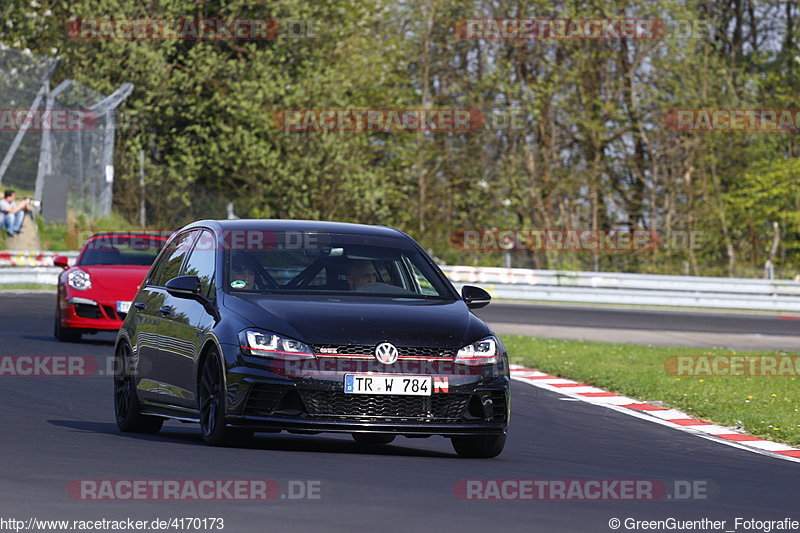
0,190,32,237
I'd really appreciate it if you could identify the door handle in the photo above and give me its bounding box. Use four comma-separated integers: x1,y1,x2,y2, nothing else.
134,302,146,310
159,305,173,316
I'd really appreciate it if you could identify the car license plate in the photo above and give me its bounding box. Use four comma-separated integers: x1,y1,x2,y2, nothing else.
344,374,432,396
116,301,131,314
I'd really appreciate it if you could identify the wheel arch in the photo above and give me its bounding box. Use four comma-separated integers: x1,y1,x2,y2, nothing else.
115,331,132,353
195,335,227,402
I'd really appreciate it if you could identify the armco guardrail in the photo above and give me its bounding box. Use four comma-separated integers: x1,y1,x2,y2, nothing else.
442,266,800,312
3,256,800,311
0,267,61,285
0,251,77,286
0,250,79,267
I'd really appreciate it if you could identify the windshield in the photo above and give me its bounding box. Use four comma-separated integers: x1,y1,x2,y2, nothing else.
225,232,455,299
78,234,167,266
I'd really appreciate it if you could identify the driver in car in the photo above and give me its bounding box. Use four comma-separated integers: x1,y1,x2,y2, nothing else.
345,260,379,290
230,255,257,289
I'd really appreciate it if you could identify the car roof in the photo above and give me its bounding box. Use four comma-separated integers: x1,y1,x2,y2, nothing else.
181,219,409,239
85,232,168,239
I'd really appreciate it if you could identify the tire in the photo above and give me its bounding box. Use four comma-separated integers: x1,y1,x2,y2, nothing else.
114,341,163,434
54,311,81,342
451,434,506,458
198,350,250,446
352,433,396,445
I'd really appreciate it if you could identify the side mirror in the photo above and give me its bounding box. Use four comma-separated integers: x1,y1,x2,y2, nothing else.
165,275,201,298
462,285,491,309
53,255,70,270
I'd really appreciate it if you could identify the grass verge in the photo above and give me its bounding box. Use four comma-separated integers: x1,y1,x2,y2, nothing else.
0,284,55,291
36,211,143,251
500,335,800,447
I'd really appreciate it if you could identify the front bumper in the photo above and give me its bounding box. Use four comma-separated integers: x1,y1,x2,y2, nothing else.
227,416,507,436
59,298,125,330
58,286,128,331
219,344,510,437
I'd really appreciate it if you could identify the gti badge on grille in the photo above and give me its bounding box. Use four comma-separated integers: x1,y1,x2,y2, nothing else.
374,342,399,365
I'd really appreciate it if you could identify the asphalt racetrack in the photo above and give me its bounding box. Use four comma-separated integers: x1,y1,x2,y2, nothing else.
1,293,799,533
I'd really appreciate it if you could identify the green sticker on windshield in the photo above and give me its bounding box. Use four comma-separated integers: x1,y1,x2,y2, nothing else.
230,280,247,289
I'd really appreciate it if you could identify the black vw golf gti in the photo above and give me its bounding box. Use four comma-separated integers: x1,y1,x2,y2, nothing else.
114,220,510,458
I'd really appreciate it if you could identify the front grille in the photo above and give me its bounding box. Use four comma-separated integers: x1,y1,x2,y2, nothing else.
95,305,125,321
242,384,288,416
300,391,470,421
313,344,373,356
488,391,508,422
74,303,102,319
312,344,454,358
401,346,454,358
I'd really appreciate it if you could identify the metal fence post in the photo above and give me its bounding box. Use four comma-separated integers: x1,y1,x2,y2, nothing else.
34,79,73,205
0,58,59,184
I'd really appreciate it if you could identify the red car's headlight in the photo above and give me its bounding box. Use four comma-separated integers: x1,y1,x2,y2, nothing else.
67,270,92,291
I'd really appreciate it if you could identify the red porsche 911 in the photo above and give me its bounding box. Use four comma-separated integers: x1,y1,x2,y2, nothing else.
54,232,169,342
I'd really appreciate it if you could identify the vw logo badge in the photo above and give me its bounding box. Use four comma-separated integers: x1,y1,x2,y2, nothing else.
374,342,399,365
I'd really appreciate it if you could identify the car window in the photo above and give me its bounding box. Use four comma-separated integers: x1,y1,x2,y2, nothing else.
181,230,216,297
151,230,199,287
258,250,319,285
403,256,440,296
78,234,167,266
225,232,455,299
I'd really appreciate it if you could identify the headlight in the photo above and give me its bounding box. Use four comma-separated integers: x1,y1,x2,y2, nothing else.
67,270,92,291
455,335,500,365
239,329,314,360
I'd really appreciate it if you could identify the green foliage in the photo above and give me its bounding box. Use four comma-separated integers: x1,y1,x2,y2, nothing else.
2,0,799,276
34,210,141,250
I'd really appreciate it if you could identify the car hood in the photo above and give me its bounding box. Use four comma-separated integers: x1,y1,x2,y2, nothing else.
72,265,150,294
223,293,492,348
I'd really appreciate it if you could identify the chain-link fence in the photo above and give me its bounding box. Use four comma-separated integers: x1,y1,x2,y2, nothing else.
0,43,58,195
0,43,131,220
